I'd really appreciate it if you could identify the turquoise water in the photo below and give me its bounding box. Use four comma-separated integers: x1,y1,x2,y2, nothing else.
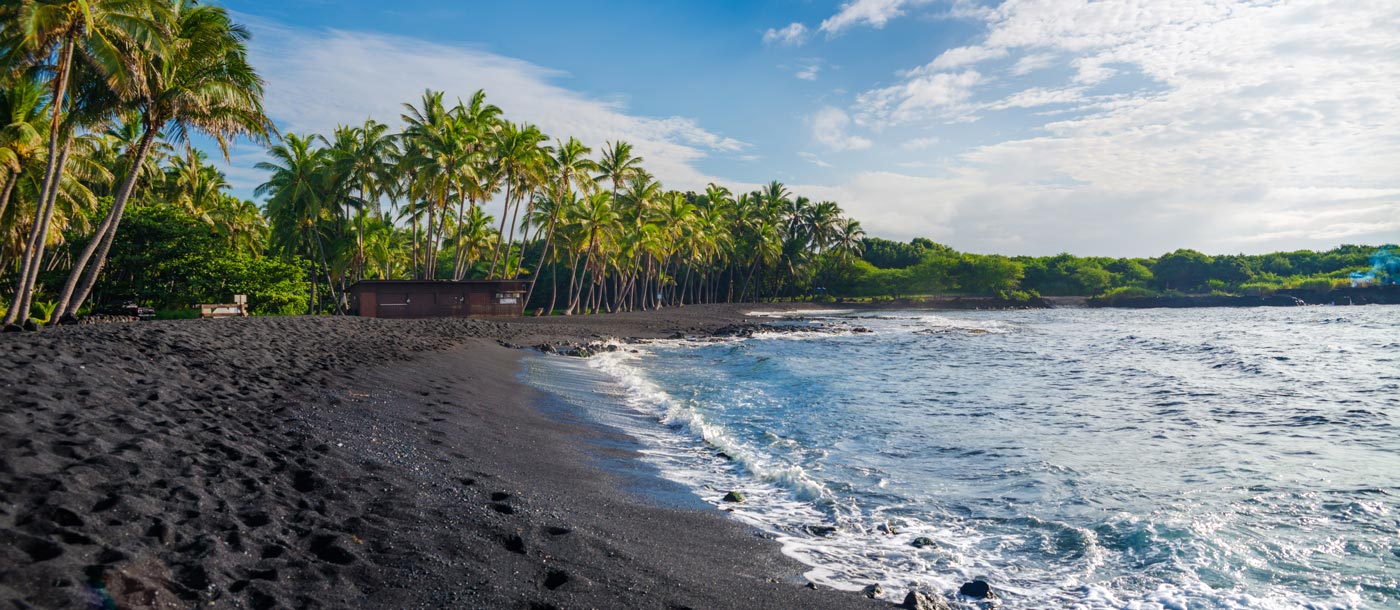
522,307,1400,608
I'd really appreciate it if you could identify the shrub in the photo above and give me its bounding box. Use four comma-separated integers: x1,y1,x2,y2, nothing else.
1096,286,1160,302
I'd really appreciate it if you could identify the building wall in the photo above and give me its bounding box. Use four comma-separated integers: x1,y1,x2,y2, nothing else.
349,281,529,318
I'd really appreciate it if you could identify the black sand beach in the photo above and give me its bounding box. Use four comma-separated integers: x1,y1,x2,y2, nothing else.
0,305,893,609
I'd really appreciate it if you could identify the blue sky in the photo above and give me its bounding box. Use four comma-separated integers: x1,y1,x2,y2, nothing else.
212,0,1400,257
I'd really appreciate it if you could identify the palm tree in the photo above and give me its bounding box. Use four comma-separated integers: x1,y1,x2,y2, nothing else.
832,217,865,261
447,90,500,280
258,134,336,313
486,121,548,279
523,136,594,308
596,140,643,205
567,190,618,315
207,195,267,255
164,145,228,221
329,118,398,281
53,0,272,322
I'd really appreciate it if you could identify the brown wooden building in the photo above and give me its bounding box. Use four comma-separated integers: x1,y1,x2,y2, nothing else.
348,280,531,318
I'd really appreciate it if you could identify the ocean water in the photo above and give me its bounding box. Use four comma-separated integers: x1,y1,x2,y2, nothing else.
520,307,1400,609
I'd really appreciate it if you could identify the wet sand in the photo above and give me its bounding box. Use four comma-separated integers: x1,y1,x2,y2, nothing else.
0,305,893,609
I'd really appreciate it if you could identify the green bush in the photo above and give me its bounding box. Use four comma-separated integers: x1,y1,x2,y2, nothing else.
1096,286,1160,301
1288,277,1335,292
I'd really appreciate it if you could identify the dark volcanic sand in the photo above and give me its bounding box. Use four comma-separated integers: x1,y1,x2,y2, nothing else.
0,305,893,609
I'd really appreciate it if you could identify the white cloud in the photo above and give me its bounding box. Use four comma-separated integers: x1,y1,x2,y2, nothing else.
809,106,874,151
901,136,940,150
798,152,833,168
763,22,809,46
984,86,1085,110
796,63,822,81
229,16,745,201
1009,52,1056,75
820,0,934,35
855,69,982,126
920,45,1009,72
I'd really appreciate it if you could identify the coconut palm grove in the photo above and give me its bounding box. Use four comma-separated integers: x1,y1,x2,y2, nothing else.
0,1,1393,327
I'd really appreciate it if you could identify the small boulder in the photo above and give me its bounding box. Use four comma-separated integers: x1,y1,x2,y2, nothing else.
861,583,883,599
902,591,952,610
804,524,837,536
910,536,936,548
958,580,996,600
877,522,899,535
722,490,745,503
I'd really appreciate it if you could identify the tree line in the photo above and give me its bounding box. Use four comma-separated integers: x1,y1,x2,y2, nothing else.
255,89,866,316
837,238,1397,301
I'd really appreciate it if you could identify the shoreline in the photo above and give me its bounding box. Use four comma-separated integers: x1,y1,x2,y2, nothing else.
0,304,898,609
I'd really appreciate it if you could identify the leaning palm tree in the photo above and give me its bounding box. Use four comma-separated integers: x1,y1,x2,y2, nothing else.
53,0,272,322
2,0,162,327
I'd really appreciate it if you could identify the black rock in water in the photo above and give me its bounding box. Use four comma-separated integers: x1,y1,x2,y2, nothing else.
804,524,837,536
910,536,936,548
902,591,952,610
861,583,883,598
958,580,996,599
722,490,745,503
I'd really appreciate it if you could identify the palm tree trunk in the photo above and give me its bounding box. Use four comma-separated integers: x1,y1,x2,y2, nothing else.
543,248,560,316
8,137,73,326
488,178,515,279
55,126,157,321
430,196,449,279
0,171,18,270
313,230,343,314
680,263,694,307
564,246,584,315
451,194,470,280
506,194,533,279
410,207,421,279
741,255,762,303
356,187,368,282
523,211,558,309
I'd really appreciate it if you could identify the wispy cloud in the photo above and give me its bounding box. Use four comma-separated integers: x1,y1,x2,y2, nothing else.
820,0,935,35
763,22,809,46
795,59,822,81
798,151,833,168
855,69,982,126
901,136,940,150
810,106,873,151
